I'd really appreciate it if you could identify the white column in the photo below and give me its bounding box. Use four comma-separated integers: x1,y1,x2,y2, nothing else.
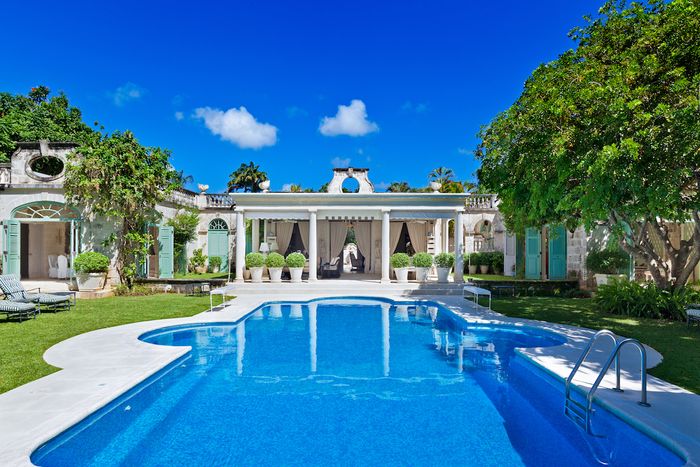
381,303,390,376
454,210,464,283
381,210,391,283
308,210,318,282
434,219,442,255
309,302,317,373
442,218,450,253
252,218,260,253
235,211,246,283
263,220,269,246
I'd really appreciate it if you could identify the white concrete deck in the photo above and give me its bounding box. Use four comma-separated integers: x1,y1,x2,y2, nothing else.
0,294,698,466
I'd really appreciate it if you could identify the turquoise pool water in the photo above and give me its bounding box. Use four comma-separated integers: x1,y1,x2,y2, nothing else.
32,297,683,466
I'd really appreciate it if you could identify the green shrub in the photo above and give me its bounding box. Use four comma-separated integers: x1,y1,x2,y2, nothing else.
469,252,486,266
595,279,699,320
209,256,222,271
390,252,410,268
489,252,504,272
285,252,306,268
586,249,630,274
73,251,110,273
265,252,285,268
189,249,207,269
246,252,265,268
115,284,156,296
434,252,455,268
412,252,433,268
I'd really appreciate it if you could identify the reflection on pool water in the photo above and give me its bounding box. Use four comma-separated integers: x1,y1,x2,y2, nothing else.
32,297,683,466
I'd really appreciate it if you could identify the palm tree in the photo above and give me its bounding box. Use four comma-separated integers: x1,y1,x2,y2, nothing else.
171,169,194,188
429,167,455,185
387,181,411,192
227,162,267,192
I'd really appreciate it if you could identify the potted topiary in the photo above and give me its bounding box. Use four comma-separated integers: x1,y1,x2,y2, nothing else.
286,252,306,283
434,252,454,283
246,252,265,282
266,252,285,283
586,249,629,286
391,253,411,283
490,251,504,275
466,253,478,274
412,252,433,282
209,256,222,273
73,251,110,291
189,248,207,274
473,252,489,274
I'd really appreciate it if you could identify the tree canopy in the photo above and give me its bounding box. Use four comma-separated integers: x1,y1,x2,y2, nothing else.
228,161,267,192
64,131,180,285
0,86,98,162
476,0,700,289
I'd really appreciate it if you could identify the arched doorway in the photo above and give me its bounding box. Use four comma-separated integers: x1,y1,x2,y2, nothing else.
208,218,230,272
3,201,81,279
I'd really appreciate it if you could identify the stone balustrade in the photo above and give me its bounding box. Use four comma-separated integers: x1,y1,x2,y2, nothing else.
466,194,497,210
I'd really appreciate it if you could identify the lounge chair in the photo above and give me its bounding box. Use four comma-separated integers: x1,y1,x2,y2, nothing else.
321,256,342,279
0,274,75,312
0,299,39,322
687,304,700,327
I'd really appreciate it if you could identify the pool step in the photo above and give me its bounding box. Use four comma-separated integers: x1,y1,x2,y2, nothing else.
564,398,587,429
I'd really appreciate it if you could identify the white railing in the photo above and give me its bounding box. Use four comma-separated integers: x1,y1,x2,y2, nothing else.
169,189,198,207
466,194,497,210
473,238,495,252
206,193,234,208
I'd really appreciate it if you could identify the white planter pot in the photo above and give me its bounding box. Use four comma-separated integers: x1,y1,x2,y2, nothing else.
249,267,264,283
415,267,430,282
76,272,106,292
394,267,409,283
437,267,450,283
268,267,283,283
468,265,478,274
595,274,626,287
289,267,304,283
479,265,489,274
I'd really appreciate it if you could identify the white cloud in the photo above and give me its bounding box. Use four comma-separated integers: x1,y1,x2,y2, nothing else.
457,147,470,155
319,99,378,137
174,111,184,121
331,156,351,168
281,183,293,192
111,82,145,107
194,106,277,149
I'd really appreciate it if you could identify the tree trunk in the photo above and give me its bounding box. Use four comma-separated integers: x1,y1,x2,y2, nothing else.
610,213,700,290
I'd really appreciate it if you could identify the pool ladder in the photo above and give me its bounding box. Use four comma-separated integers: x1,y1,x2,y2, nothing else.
564,330,651,434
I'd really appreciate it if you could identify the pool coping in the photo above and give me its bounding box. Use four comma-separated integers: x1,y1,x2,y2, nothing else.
0,293,697,466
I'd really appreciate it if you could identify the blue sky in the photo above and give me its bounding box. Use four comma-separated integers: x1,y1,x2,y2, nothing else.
2,0,600,192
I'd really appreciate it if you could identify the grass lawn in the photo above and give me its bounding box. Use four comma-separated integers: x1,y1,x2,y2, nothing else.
463,273,512,281
490,297,700,394
0,294,222,394
173,272,230,280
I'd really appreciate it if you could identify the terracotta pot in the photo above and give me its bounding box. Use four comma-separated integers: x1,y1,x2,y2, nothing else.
479,265,489,274
468,265,478,274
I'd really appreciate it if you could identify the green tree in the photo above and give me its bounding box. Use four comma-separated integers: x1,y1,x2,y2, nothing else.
387,181,411,192
64,131,180,286
227,161,267,192
476,0,700,290
0,86,98,162
167,209,200,273
429,167,455,185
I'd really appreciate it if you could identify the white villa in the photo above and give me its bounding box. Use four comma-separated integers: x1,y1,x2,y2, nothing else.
0,140,604,286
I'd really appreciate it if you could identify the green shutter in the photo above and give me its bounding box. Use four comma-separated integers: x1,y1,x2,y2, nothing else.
548,225,567,280
158,226,174,279
208,230,229,272
525,228,541,279
2,220,21,276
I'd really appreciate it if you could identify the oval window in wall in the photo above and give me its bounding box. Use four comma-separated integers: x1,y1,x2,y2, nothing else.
26,155,65,181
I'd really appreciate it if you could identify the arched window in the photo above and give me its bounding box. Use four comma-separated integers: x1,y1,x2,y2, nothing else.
209,218,228,231
12,202,80,221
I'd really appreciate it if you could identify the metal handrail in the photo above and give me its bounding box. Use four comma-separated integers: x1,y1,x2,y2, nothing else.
565,330,619,400
586,338,650,415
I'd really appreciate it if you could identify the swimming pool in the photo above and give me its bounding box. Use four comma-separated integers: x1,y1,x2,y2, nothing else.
32,297,683,466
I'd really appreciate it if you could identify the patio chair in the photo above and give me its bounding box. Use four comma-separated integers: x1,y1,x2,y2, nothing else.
48,255,59,278
57,255,70,280
321,256,342,279
0,274,75,312
0,299,39,322
687,304,700,327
